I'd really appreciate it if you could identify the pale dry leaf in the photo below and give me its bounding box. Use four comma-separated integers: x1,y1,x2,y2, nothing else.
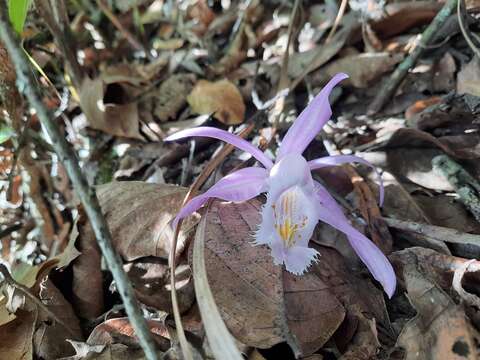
457,57,480,97
61,340,105,360
187,79,246,125
79,77,143,139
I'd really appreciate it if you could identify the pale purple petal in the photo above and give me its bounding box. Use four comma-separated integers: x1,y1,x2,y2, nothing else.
165,127,273,169
283,246,319,275
314,181,396,297
277,73,348,158
309,155,384,205
173,167,268,228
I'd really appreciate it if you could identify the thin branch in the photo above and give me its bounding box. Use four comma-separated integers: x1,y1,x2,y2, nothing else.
34,0,84,88
458,0,480,59
382,216,480,246
0,3,158,359
367,0,458,114
96,0,152,58
325,0,348,44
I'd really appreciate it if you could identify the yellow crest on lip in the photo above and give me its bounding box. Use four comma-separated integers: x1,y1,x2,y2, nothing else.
272,188,307,248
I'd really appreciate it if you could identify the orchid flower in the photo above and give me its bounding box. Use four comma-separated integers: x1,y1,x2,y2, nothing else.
165,73,396,297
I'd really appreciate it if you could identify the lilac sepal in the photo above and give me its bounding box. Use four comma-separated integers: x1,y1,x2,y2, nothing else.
172,167,268,228
165,127,274,169
309,155,385,205
314,181,396,297
277,73,349,158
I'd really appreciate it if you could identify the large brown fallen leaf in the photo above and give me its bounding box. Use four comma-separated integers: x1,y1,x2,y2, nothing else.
187,79,245,125
195,199,345,356
396,262,480,359
87,181,194,261
72,182,196,318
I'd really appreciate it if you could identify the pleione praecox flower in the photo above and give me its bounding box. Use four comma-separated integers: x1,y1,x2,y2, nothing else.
166,73,396,297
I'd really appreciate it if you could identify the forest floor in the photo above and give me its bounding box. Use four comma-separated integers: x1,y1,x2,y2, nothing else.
1,0,480,359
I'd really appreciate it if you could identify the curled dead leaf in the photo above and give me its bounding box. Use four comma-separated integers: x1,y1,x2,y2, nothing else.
79,77,143,139
187,79,246,125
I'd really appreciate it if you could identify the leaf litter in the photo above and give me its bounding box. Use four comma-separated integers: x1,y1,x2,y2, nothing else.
2,0,480,359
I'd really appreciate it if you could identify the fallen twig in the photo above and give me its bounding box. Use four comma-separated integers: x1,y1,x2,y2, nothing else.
432,155,480,223
368,0,458,114
382,217,480,247
0,3,158,359
457,0,480,59
34,0,84,88
96,0,152,58
325,0,348,43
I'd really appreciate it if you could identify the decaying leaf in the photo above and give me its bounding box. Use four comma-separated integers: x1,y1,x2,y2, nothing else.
87,181,194,261
311,52,404,88
34,280,83,359
79,77,143,139
457,57,480,97
153,73,196,122
0,309,36,360
187,79,246,125
196,199,345,356
72,182,195,318
396,263,480,359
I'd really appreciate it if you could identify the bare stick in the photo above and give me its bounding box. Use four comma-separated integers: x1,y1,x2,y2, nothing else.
382,217,480,247
325,0,348,43
34,0,84,88
458,0,480,58
368,0,458,114
0,4,158,359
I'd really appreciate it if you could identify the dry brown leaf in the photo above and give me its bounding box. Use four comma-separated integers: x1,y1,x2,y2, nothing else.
0,309,36,360
34,280,83,359
79,77,143,139
390,247,480,294
384,128,480,191
196,199,345,356
125,260,195,314
187,79,246,125
288,23,352,79
311,52,403,88
87,317,171,351
396,262,480,359
457,57,480,97
153,74,196,122
72,182,195,318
